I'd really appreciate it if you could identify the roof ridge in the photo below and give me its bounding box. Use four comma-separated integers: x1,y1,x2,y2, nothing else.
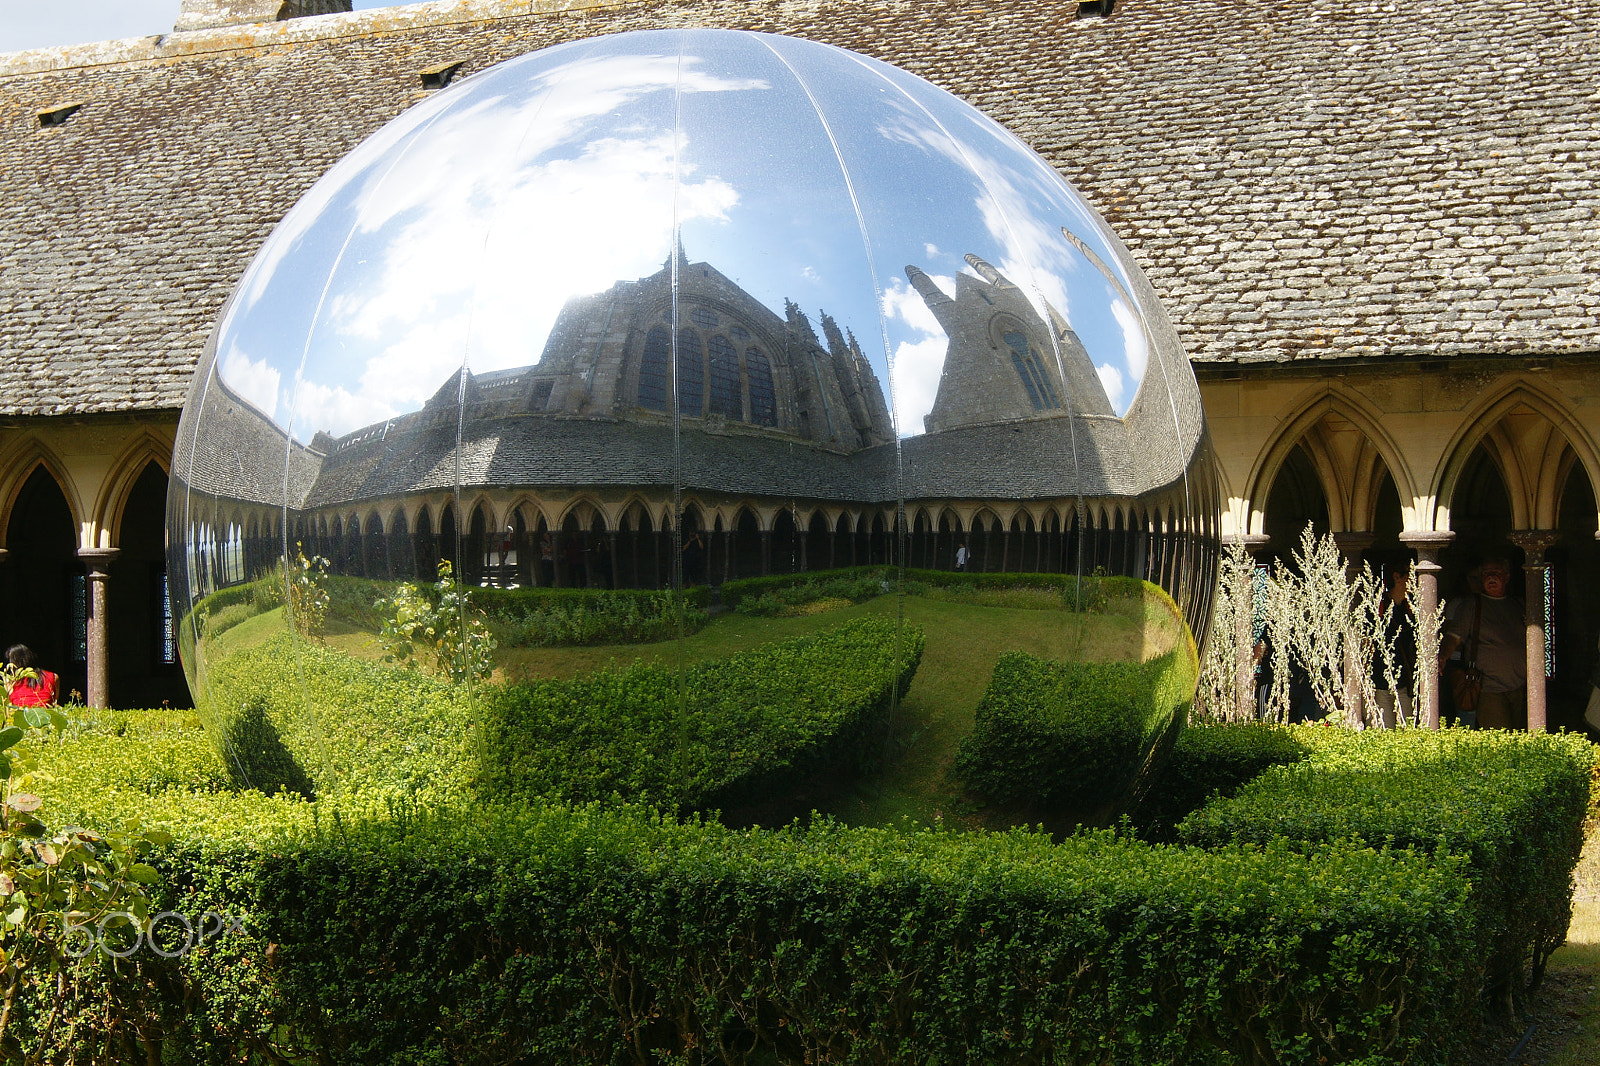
0,0,622,79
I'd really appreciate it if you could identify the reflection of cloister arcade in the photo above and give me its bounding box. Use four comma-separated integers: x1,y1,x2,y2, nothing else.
1233,384,1600,732
194,477,1219,639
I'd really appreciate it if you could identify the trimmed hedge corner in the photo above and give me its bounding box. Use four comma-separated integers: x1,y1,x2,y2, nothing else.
1129,722,1312,841
1179,727,1595,1012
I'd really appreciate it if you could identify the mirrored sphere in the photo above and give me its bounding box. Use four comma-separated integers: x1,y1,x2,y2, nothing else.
168,29,1220,823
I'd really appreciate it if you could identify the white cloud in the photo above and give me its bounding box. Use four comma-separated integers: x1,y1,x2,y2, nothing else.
923,242,941,259
286,375,398,443
1096,363,1125,411
218,345,281,420
1110,297,1149,385
224,49,770,443
881,274,953,436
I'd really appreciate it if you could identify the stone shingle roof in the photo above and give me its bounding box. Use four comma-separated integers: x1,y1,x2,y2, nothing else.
2,0,1597,417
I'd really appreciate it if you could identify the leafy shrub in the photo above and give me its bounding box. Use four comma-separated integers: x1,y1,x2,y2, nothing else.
1129,722,1311,841
250,812,1480,1066
471,583,712,614
286,545,330,639
733,573,888,616
376,560,496,683
955,649,1193,814
480,617,924,811
1178,727,1595,1012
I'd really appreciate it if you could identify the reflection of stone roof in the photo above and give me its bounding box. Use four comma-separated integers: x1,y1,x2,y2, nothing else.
3,0,1597,417
172,368,321,506
299,406,1191,507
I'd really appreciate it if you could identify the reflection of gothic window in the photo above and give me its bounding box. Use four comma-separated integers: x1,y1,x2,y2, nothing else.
677,328,705,415
747,347,776,426
1002,330,1061,411
690,307,718,330
639,325,670,410
709,334,741,419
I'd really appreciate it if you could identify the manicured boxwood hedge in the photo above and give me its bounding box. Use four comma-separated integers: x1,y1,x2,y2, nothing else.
35,769,1483,1066
1129,722,1312,842
19,695,1595,1063
954,649,1193,814
479,616,924,811
1179,727,1594,1012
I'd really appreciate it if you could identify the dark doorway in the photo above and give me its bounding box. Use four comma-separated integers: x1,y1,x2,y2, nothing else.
109,462,189,708
1263,443,1331,558
2,467,84,701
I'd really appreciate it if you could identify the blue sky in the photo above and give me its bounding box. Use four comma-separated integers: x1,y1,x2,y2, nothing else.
0,0,399,53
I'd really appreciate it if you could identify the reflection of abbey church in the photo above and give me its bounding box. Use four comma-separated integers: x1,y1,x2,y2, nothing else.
175,249,1213,637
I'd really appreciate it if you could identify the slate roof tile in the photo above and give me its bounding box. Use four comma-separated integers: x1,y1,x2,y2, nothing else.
2,0,1597,417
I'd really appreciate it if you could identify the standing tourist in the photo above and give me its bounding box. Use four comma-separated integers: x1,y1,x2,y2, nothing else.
1439,557,1526,730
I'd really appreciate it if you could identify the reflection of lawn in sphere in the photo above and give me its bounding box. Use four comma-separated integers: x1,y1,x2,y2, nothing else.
201,583,1186,831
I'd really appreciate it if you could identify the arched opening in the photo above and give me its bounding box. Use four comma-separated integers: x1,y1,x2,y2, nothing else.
1,467,83,701
414,507,437,580
1553,462,1600,730
464,503,489,587
363,512,386,580
109,461,188,708
1444,445,1517,599
438,504,458,576
681,506,708,587
806,512,829,574
559,511,587,588
835,512,854,568
772,510,798,574
1263,443,1331,564
510,507,531,588
389,510,414,581
734,509,762,579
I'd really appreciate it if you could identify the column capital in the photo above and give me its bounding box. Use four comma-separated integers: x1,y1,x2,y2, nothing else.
1399,530,1454,567
1398,530,1455,550
77,547,121,574
1224,533,1272,555
1331,531,1376,556
1508,529,1560,565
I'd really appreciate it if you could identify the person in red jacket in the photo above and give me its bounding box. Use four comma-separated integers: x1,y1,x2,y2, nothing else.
6,644,58,707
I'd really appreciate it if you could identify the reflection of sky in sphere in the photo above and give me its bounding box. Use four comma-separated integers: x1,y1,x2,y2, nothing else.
216,30,1153,442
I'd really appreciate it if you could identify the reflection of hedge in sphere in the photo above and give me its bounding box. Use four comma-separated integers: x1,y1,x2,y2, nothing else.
166,29,1218,816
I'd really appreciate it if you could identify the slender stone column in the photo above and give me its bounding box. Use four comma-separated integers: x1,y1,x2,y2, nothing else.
1228,535,1271,720
1509,530,1560,733
1399,531,1454,729
78,548,120,709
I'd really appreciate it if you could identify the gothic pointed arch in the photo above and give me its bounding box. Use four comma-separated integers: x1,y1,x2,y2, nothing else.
0,437,84,547
1245,388,1419,536
95,428,174,548
1434,382,1600,534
